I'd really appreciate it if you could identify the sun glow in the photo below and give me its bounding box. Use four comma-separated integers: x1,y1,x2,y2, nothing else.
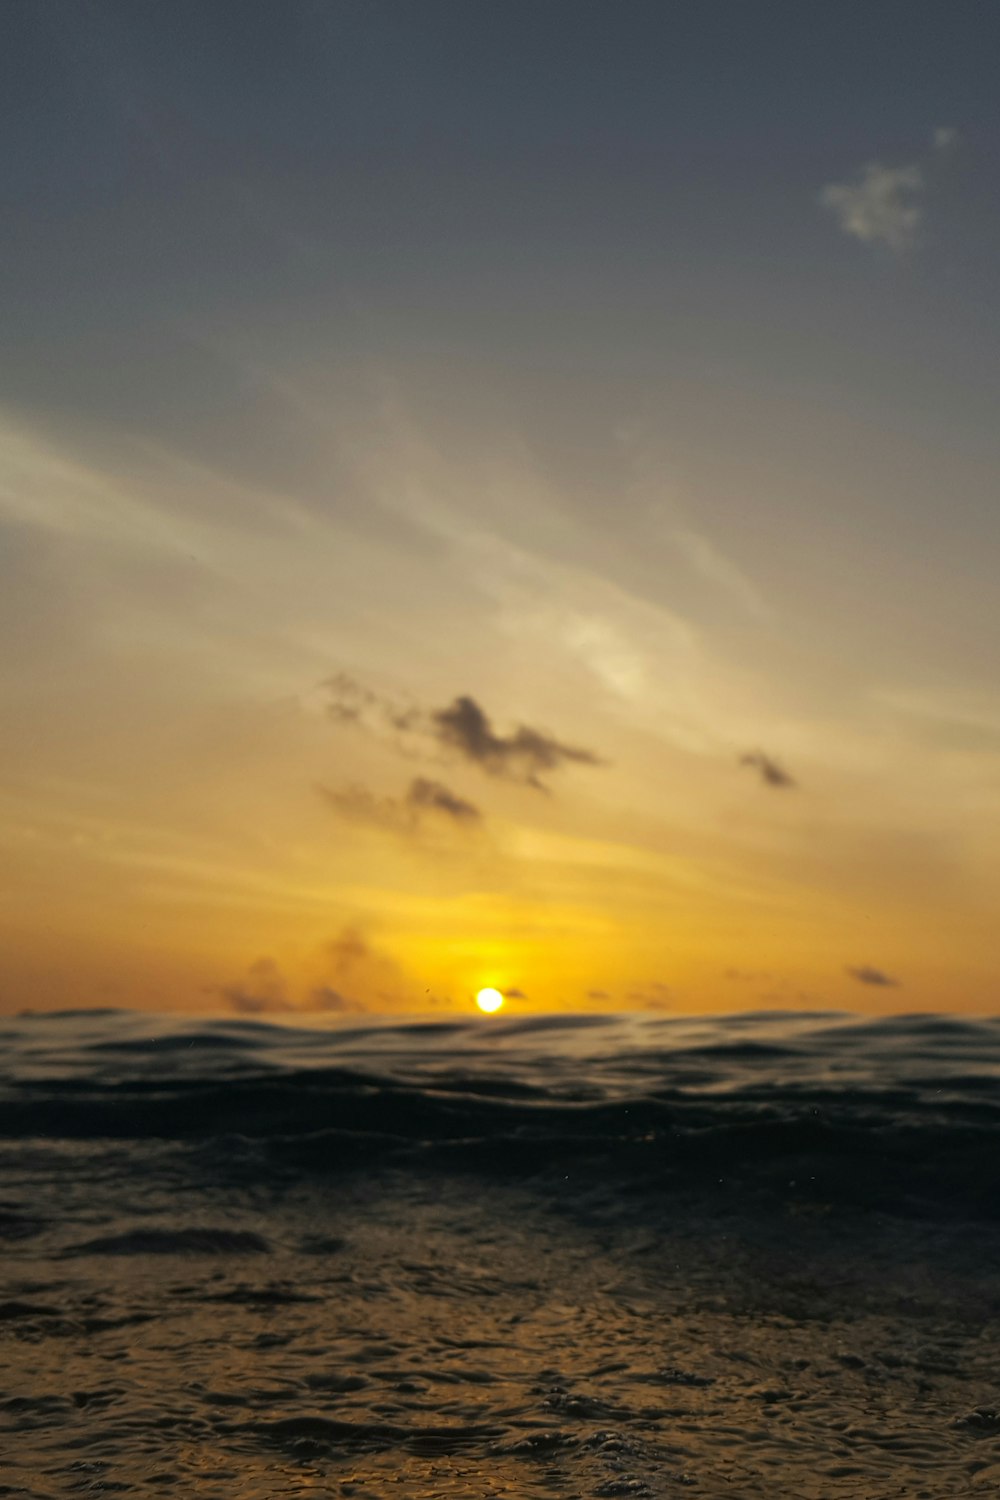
475,987,505,1014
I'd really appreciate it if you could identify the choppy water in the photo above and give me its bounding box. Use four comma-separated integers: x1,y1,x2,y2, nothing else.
3,1009,1000,1497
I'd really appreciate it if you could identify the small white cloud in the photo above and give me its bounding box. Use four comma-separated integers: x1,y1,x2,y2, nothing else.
932,125,960,151
820,160,923,253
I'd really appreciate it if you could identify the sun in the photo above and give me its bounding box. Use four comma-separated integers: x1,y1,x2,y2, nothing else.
475,987,505,1014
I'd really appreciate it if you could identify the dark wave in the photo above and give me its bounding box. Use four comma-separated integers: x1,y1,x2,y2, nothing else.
3,1010,1000,1219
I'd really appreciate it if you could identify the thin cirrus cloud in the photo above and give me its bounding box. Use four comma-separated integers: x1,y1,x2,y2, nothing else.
324,674,605,793
671,529,773,622
819,127,959,253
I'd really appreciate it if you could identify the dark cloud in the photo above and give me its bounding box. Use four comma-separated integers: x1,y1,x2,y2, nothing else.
406,776,481,822
324,674,604,794
324,672,376,726
431,694,603,791
317,776,481,832
740,750,797,789
587,988,611,1002
323,672,418,734
846,965,900,988
504,987,526,999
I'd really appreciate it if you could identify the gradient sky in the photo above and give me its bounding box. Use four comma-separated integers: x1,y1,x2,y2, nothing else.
3,0,1000,1018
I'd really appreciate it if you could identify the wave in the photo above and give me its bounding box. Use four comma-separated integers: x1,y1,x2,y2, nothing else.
3,1009,1000,1219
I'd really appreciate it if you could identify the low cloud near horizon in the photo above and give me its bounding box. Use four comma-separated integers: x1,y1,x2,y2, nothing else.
218,928,419,1018
218,956,293,1016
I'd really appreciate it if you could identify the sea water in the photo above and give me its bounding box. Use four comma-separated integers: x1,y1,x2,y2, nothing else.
3,1009,1000,1497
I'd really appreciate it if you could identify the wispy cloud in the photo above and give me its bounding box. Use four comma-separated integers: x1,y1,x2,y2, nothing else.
820,161,924,253
846,964,900,988
819,127,960,254
740,751,797,789
407,776,481,822
672,529,772,622
318,776,481,833
324,672,419,735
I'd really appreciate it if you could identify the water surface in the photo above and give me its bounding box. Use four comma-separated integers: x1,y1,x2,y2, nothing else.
3,1009,1000,1497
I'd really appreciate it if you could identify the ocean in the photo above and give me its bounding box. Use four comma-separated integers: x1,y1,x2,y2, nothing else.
3,1008,1000,1498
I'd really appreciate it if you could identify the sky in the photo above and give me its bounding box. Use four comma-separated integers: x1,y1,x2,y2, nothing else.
3,0,1000,1019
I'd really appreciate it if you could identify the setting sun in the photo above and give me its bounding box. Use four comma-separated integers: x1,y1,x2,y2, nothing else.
475,988,505,1014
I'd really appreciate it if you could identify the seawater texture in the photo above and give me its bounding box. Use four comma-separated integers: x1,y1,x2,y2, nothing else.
3,1010,1000,1498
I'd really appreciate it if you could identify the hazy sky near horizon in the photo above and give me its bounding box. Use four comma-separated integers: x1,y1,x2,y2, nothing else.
3,0,1000,1017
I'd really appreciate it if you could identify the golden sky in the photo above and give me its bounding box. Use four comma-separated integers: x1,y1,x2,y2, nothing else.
2,5,999,1018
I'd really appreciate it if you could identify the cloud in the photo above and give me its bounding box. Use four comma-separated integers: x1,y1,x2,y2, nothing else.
317,783,402,831
431,694,603,791
587,988,611,1002
323,672,418,735
504,987,527,999
323,925,409,1009
740,750,797,789
324,674,605,793
327,928,369,971
626,981,673,1010
308,985,366,1014
820,129,961,253
218,956,293,1015
846,964,900,988
317,775,481,832
406,776,481,822
217,927,415,1019
820,161,924,252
